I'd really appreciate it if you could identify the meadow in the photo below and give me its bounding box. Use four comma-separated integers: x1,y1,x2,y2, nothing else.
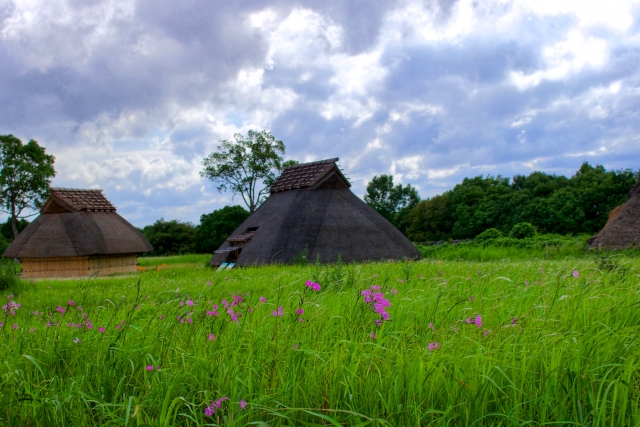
1,253,640,426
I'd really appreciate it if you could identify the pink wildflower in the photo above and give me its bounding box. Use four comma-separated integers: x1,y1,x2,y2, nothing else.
239,399,247,410
187,318,193,324
469,296,474,302
429,322,434,330
186,299,194,306
511,317,517,326
68,300,74,306
370,332,376,339
572,270,579,278
298,317,304,322
33,311,38,316
99,326,105,333
208,334,215,341
375,319,382,327
207,281,212,286
466,318,472,324
146,365,154,371
474,315,482,328
391,289,398,295
295,308,304,315
428,342,440,351
12,324,18,330
259,296,266,303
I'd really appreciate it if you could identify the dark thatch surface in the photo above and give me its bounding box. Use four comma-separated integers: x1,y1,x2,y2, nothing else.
588,179,640,250
211,159,421,266
4,189,152,258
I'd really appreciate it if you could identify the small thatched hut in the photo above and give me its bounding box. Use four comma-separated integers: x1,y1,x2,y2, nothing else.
588,179,640,250
4,188,153,278
210,158,421,266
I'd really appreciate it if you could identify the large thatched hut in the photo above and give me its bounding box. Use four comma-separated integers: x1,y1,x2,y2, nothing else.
210,158,421,267
4,188,152,278
588,179,640,250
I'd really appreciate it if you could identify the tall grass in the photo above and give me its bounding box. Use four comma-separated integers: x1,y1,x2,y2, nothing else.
1,256,640,425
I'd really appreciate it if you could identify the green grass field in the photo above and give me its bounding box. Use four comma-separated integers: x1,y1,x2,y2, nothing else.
1,254,640,426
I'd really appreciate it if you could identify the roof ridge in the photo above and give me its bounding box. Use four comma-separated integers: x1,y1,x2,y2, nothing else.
52,187,103,192
282,158,339,170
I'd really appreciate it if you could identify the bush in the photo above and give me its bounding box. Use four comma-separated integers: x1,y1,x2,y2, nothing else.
510,222,537,239
475,228,503,242
0,260,20,291
140,219,197,256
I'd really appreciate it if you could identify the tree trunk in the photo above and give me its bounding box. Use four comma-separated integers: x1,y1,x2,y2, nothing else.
11,204,19,239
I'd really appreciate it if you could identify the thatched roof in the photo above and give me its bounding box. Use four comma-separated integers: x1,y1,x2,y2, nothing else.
4,188,152,258
588,179,640,250
211,158,421,266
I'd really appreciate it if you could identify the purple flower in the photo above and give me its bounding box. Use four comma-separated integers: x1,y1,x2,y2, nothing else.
370,332,376,339
305,281,321,291
187,318,193,324
469,296,474,302
429,322,434,330
146,365,154,371
428,342,440,351
12,324,17,330
390,289,398,295
272,307,283,317
511,317,517,326
68,300,74,306
474,315,482,328
295,308,304,315
483,329,492,336
239,399,247,410
206,281,212,286
572,270,579,278
259,296,266,303
466,318,472,324
208,333,215,341
375,319,382,327
33,311,38,316
99,326,105,333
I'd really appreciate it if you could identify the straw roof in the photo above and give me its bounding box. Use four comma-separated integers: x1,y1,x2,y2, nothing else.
588,179,640,250
4,188,152,258
211,158,421,266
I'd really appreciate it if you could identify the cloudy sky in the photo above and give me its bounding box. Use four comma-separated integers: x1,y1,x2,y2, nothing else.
1,0,639,226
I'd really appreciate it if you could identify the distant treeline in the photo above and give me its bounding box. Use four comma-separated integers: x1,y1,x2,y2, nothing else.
401,162,639,241
138,205,249,257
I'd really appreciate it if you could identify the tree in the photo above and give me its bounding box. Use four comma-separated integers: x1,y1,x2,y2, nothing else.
195,205,250,253
201,130,286,213
0,135,56,238
140,219,196,256
364,174,420,232
0,217,29,242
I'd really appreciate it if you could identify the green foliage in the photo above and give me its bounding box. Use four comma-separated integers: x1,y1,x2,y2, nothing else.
195,205,249,253
141,218,196,256
475,227,503,242
418,234,595,261
404,162,639,241
405,194,453,241
364,174,420,233
509,222,537,239
201,130,287,213
2,257,640,425
0,217,28,242
0,134,56,239
0,259,20,290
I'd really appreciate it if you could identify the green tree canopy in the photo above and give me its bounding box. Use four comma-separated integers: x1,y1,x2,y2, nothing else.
195,205,250,253
0,135,56,238
0,217,29,242
140,219,196,256
364,174,420,233
201,130,286,213
402,162,639,242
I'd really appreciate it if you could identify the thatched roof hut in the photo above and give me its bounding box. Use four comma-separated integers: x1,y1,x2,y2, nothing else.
588,179,640,250
4,188,152,278
210,158,421,266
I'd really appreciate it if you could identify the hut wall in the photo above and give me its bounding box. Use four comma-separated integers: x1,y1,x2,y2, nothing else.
20,254,139,278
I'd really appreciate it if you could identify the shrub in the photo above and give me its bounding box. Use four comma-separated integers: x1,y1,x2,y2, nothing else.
510,222,537,239
475,228,503,242
0,260,20,291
